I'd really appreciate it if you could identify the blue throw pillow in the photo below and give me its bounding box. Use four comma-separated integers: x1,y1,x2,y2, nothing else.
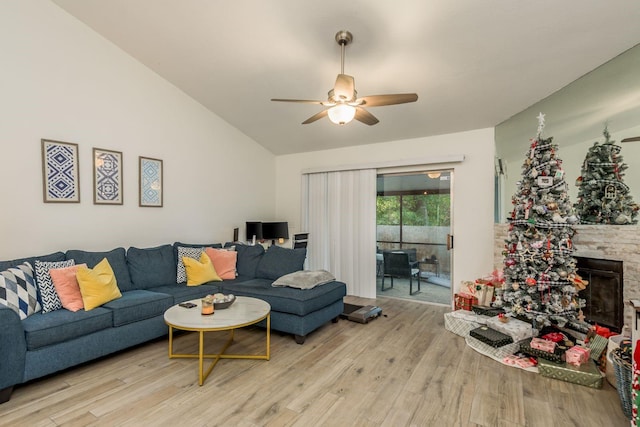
255,245,306,280
231,244,265,278
0,262,41,319
127,245,177,288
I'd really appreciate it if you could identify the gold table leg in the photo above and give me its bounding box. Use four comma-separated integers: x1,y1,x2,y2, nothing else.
167,313,271,386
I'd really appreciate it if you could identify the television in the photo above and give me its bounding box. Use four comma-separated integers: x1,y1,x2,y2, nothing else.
262,222,289,244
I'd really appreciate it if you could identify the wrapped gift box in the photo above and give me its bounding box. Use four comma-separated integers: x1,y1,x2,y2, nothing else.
565,345,591,366
444,312,480,338
586,334,608,362
486,316,536,342
472,305,504,317
469,326,513,348
502,354,537,368
466,335,521,363
454,293,478,311
520,338,565,363
530,337,557,353
538,358,603,389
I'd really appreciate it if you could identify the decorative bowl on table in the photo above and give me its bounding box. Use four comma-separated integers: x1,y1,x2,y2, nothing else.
210,293,235,310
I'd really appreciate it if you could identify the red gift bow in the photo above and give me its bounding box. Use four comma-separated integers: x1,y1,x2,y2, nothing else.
593,324,615,339
541,332,565,343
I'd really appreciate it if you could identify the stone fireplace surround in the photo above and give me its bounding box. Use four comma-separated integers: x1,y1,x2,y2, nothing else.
494,224,640,329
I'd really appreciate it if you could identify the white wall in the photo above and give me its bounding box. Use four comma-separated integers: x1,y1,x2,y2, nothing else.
275,128,496,296
0,1,275,260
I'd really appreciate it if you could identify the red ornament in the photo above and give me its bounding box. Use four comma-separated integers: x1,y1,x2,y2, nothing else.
525,277,537,286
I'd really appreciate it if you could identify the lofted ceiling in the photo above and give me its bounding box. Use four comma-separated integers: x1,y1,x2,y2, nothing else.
52,0,640,155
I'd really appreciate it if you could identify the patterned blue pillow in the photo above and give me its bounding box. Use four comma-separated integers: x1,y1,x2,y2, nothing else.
176,246,205,283
0,261,41,319
34,259,75,313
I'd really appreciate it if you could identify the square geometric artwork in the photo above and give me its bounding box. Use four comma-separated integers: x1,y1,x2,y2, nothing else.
93,148,123,205
139,156,163,207
41,139,80,203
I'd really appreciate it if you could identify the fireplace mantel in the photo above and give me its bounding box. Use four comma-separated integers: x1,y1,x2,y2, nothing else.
494,224,640,329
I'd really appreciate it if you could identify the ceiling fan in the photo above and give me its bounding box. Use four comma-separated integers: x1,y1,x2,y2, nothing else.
621,136,640,143
271,30,418,126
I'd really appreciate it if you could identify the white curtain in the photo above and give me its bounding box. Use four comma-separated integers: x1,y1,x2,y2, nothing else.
301,169,377,298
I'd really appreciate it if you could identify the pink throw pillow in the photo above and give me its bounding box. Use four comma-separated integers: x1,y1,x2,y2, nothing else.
49,264,86,312
205,248,237,280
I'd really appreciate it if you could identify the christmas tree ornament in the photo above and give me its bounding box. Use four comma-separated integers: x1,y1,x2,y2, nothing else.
604,184,616,199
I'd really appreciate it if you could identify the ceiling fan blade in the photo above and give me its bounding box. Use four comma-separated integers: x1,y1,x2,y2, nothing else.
333,74,356,101
358,93,418,107
302,109,329,124
621,136,640,143
271,98,325,104
354,107,379,126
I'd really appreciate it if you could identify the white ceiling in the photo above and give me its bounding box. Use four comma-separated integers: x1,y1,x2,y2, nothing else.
52,0,640,155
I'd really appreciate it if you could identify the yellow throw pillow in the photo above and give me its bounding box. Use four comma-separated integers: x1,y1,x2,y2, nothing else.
76,258,122,310
183,253,222,286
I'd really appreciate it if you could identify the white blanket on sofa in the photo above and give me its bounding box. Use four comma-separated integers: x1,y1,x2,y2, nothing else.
271,270,336,289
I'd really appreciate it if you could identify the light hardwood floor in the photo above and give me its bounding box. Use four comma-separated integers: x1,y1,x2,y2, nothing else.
0,296,629,426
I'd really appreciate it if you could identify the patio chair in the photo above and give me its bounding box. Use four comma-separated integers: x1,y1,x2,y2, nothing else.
381,251,421,295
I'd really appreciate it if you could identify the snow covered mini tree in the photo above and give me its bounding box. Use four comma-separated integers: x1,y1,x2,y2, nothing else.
573,127,639,224
496,113,586,327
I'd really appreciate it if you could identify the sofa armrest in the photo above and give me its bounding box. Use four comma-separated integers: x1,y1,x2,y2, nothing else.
0,306,26,390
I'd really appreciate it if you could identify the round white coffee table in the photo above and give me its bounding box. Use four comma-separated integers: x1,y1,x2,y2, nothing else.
164,296,270,385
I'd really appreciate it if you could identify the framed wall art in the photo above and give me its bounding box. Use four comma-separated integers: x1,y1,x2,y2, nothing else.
41,139,80,203
93,148,123,205
139,156,163,207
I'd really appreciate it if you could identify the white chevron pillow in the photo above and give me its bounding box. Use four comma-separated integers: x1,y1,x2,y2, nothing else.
35,259,75,313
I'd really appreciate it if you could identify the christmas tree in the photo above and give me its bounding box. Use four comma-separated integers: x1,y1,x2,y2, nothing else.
496,113,586,327
573,127,639,225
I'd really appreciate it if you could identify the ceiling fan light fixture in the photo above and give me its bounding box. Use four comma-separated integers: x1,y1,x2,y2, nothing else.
328,104,356,125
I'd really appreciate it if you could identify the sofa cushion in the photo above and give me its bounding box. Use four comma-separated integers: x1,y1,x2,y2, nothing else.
0,251,66,273
102,290,173,327
176,246,205,283
50,264,86,312
127,244,177,289
220,278,346,316
255,245,306,280
76,258,122,310
0,262,41,320
34,259,75,313
230,244,264,278
151,283,221,304
172,241,222,267
22,307,113,350
183,253,222,286
66,248,134,292
205,247,237,280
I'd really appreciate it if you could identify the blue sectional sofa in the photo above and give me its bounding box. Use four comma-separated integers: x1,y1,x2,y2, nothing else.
0,242,346,403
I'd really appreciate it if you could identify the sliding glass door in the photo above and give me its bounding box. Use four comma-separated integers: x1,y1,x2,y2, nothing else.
376,170,452,304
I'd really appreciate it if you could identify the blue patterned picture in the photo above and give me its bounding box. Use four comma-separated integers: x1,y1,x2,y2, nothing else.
139,156,163,207
93,148,123,205
41,139,80,203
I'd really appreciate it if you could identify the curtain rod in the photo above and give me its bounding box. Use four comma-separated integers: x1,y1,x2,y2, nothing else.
301,154,465,175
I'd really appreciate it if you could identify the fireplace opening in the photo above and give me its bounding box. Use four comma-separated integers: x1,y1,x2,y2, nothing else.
575,256,623,333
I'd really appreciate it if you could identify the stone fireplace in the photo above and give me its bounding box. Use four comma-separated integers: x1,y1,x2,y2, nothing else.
494,224,640,330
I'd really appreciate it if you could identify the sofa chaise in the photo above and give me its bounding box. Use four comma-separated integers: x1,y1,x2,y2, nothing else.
0,242,346,403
